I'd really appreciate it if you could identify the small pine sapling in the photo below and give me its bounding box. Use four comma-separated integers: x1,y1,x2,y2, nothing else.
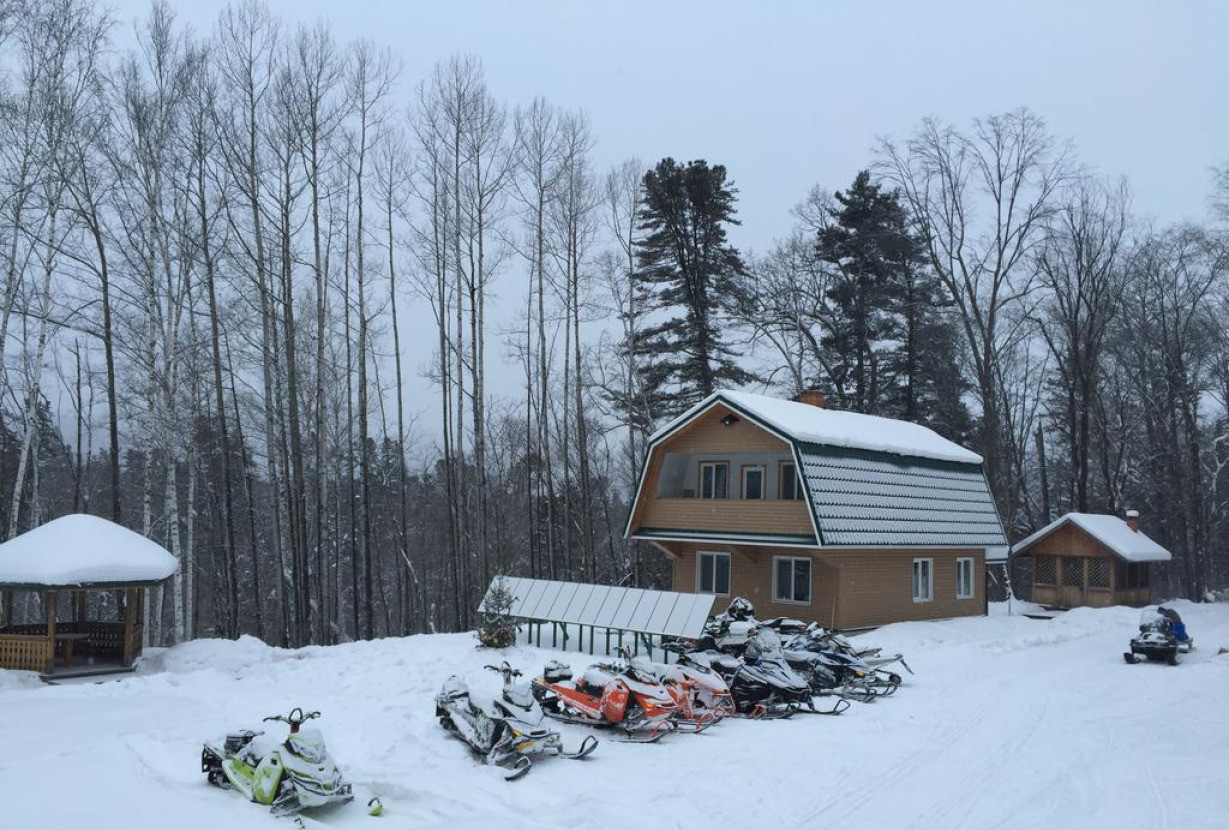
477,577,518,648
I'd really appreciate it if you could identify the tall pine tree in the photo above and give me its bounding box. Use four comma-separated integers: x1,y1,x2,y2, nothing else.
630,158,753,418
815,171,970,440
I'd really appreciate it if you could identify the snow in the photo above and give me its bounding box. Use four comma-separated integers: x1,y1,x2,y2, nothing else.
652,390,984,464
2,603,1228,829
0,514,178,587
1013,513,1172,562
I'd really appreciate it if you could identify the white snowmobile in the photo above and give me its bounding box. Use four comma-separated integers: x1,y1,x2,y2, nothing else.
201,708,353,816
1124,606,1194,666
435,664,597,780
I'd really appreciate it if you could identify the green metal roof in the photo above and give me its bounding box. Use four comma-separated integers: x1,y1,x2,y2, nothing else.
796,443,1008,548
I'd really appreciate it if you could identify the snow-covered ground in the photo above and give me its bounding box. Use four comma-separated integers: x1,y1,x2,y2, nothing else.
2,602,1227,830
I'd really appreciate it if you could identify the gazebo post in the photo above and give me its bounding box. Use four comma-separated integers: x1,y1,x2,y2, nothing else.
123,588,137,666
74,590,86,624
44,590,57,675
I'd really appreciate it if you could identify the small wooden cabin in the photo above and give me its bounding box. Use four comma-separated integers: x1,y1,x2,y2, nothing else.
624,389,1009,630
1011,511,1170,609
0,515,177,679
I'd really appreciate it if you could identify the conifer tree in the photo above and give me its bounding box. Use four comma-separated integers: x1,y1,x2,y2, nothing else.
630,158,753,417
815,171,970,439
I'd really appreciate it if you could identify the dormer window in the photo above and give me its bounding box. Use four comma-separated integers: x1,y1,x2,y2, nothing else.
741,465,765,500
699,461,728,499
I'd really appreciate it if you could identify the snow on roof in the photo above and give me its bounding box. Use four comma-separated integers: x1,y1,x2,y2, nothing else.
1012,513,1172,563
0,514,178,588
650,390,983,465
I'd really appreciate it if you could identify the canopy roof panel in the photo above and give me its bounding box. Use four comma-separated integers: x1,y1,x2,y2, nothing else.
0,515,178,589
479,576,715,639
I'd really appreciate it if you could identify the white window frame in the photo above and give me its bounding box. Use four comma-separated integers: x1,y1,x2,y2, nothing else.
696,551,731,596
912,557,933,603
699,461,729,500
741,465,765,500
955,557,974,600
773,556,812,605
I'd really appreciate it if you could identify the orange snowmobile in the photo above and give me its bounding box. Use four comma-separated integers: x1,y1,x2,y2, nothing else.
530,657,678,742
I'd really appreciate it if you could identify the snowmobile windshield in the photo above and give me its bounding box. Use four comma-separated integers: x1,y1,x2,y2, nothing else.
1139,608,1166,631
287,729,328,764
745,628,783,660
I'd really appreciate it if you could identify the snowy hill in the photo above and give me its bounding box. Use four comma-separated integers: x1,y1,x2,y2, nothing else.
2,603,1227,830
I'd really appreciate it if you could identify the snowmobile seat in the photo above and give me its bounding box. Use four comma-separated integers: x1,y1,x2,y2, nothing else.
579,666,616,694
543,661,573,684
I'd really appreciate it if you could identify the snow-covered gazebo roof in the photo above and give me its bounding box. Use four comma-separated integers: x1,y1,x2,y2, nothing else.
0,514,177,590
1011,512,1172,563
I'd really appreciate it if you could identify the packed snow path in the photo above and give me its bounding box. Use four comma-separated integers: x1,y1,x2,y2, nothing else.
2,602,1226,830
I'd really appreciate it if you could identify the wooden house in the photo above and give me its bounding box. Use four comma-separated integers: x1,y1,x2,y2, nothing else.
1011,511,1170,609
624,390,1009,630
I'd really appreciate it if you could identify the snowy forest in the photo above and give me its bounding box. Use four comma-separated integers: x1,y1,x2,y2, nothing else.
1,0,1227,648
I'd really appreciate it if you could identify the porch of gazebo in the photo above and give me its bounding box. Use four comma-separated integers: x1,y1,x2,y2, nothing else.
0,588,145,677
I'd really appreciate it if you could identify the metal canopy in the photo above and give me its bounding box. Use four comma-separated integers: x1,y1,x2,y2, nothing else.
479,576,715,640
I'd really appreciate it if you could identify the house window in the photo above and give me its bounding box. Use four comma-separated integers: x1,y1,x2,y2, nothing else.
1062,557,1084,587
1087,558,1110,590
1121,562,1149,589
697,551,730,595
773,556,811,604
780,462,802,500
699,462,728,499
1035,555,1057,586
956,557,975,599
741,466,765,500
912,558,933,602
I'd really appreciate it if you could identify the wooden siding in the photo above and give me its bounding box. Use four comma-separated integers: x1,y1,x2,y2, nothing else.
640,497,814,538
1027,523,1116,559
824,548,985,629
661,403,790,454
628,403,807,538
664,542,984,629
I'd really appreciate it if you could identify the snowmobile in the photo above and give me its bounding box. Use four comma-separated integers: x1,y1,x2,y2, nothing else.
790,623,914,676
655,644,736,722
1124,606,1194,666
599,646,719,731
435,668,597,780
685,630,848,717
201,708,353,817
784,626,905,699
530,655,678,741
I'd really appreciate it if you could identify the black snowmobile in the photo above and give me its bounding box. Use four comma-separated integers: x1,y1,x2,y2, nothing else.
1124,606,1194,666
691,627,848,717
435,663,597,780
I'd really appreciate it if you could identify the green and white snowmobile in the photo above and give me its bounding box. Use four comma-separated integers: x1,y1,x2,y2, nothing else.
201,707,354,816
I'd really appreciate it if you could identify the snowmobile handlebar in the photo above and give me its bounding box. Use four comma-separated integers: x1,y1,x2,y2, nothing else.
485,662,522,678
263,708,321,729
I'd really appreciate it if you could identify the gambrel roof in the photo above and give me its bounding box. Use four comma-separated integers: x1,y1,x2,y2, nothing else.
629,390,1008,558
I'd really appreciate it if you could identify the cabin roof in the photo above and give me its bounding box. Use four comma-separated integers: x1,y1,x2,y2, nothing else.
0,514,178,589
633,390,1008,554
650,390,983,464
1011,512,1172,563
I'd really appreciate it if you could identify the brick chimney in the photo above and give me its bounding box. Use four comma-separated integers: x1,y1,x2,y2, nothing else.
1125,509,1140,533
795,389,826,409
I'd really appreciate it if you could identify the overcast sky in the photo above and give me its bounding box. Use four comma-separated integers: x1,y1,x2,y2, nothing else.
101,0,1229,439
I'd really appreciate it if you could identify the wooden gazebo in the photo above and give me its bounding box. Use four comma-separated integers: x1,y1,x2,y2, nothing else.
0,514,176,678
1012,510,1171,609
